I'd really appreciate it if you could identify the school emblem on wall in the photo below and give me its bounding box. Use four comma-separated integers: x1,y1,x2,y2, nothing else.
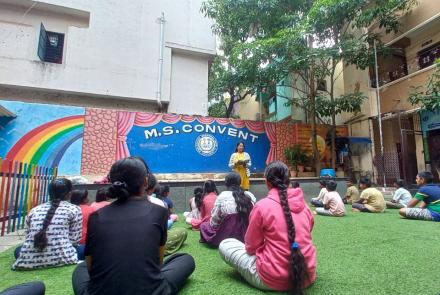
195,134,218,157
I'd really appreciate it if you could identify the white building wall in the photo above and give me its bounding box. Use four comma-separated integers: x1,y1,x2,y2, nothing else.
0,0,216,115
168,52,209,115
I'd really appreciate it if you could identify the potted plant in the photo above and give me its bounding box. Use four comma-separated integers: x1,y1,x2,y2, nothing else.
284,144,309,177
297,152,309,173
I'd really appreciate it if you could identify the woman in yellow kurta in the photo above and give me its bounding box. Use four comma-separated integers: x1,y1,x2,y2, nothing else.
228,142,252,190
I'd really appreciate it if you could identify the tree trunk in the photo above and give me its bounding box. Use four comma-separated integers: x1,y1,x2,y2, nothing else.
309,71,321,175
330,58,337,170
226,91,235,118
308,35,321,176
331,115,336,169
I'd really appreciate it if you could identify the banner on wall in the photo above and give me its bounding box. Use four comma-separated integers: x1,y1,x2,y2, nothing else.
117,112,276,173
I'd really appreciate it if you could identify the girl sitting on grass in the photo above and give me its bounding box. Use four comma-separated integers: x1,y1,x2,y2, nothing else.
70,189,95,246
90,188,112,211
13,178,83,270
185,180,218,230
200,172,255,247
219,161,317,293
183,187,203,221
72,157,195,295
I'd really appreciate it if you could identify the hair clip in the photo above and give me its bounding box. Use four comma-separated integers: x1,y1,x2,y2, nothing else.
113,181,127,188
291,242,300,250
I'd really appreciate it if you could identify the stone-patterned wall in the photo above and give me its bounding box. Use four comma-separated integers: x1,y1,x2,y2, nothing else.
275,123,348,167
275,122,297,163
81,108,118,175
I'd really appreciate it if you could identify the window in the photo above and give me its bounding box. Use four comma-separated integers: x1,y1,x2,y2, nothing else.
38,23,64,64
417,41,440,70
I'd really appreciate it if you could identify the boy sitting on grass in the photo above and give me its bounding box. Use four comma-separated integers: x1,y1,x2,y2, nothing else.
315,180,345,217
352,178,386,213
310,180,328,207
399,171,440,222
386,179,412,209
343,177,360,204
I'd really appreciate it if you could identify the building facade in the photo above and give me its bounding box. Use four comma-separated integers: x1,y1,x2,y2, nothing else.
344,0,440,184
0,0,216,115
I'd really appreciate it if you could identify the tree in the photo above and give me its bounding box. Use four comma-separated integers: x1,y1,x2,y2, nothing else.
203,0,416,173
207,44,258,118
409,59,440,111
208,100,227,117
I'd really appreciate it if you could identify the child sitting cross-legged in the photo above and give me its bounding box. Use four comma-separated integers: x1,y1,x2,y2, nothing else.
219,161,317,293
185,180,218,230
200,172,255,248
315,180,346,217
70,189,95,258
90,188,112,211
157,184,179,223
183,187,203,221
71,157,195,295
13,179,83,270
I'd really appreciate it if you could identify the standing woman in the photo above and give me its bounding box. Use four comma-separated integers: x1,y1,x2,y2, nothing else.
229,142,252,190
72,157,195,295
13,178,82,270
219,161,317,293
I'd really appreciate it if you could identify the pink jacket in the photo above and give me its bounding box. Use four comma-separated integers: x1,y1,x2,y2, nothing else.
245,188,317,291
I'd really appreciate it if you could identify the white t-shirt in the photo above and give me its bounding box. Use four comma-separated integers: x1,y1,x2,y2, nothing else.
148,195,166,208
317,187,328,201
392,187,412,206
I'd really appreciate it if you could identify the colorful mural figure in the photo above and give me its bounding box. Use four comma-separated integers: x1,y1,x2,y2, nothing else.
0,101,85,175
116,112,276,173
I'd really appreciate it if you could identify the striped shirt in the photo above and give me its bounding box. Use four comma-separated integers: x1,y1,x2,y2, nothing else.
13,201,82,269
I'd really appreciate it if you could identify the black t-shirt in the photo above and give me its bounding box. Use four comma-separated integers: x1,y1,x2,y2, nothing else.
85,197,169,295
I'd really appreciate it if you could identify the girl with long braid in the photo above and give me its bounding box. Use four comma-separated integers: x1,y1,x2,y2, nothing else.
219,161,317,293
200,172,255,247
13,178,83,270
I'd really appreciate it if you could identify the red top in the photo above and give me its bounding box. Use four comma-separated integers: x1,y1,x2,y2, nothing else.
79,204,96,244
191,192,218,229
245,188,317,291
90,201,112,211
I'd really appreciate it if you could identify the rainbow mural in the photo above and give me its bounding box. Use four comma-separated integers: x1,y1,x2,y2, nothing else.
6,115,85,168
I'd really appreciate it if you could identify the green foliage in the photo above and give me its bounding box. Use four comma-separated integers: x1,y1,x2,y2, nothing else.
208,100,227,118
203,0,416,119
409,59,440,111
203,0,416,167
284,144,309,170
316,90,367,118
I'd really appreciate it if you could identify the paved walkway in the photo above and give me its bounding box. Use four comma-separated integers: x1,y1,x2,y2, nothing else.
0,230,25,254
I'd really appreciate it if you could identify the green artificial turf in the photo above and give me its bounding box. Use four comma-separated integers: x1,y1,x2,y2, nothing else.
1,207,439,295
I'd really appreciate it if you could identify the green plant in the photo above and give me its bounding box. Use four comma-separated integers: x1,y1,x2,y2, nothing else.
284,144,309,171
409,59,440,111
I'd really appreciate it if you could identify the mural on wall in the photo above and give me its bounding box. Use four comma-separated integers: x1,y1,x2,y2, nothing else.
0,101,85,175
116,112,276,173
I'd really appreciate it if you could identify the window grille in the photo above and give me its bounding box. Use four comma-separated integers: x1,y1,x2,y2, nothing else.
37,23,64,64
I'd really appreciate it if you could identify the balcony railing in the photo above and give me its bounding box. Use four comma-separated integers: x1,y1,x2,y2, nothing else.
371,43,440,88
